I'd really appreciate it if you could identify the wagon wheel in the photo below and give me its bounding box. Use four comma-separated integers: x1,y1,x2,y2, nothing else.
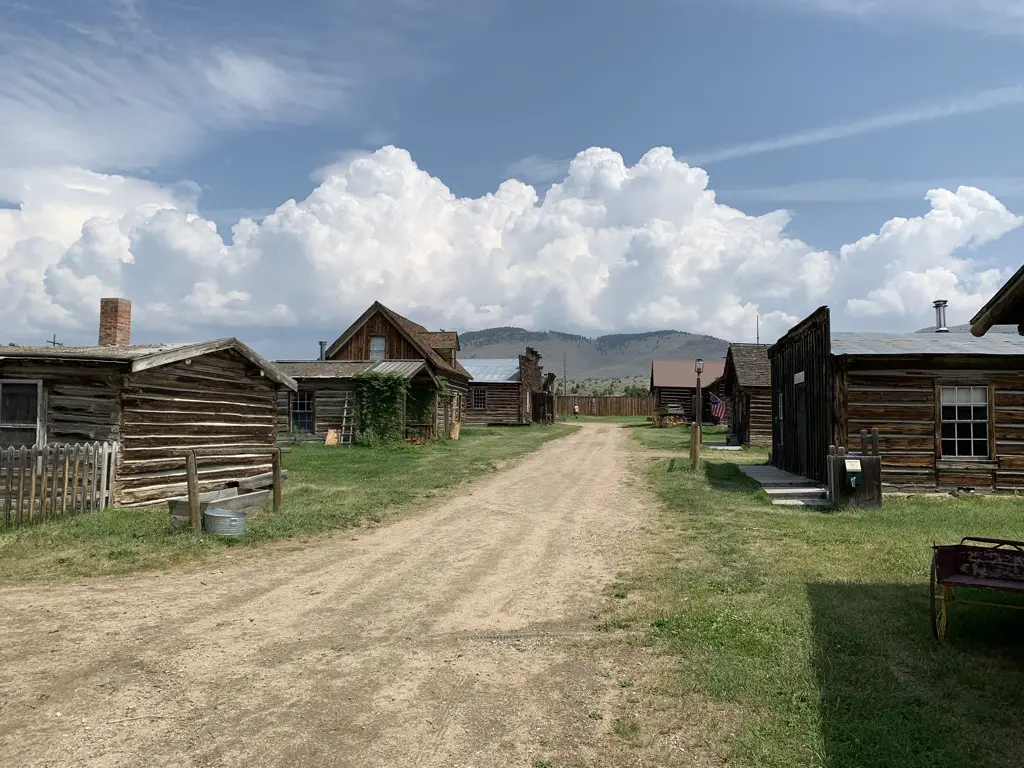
930,555,948,641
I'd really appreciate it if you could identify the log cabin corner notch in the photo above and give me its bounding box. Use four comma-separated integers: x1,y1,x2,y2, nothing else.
769,305,1024,493
0,300,296,507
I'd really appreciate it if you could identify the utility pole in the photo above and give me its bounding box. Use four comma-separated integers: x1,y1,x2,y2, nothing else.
756,314,760,345
563,353,568,396
46,334,63,348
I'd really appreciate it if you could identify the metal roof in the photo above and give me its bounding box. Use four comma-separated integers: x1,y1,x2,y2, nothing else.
461,359,521,382
831,332,1024,356
651,359,726,389
274,359,432,380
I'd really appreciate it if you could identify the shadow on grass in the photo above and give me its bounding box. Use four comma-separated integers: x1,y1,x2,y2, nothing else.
807,581,1024,768
702,460,766,497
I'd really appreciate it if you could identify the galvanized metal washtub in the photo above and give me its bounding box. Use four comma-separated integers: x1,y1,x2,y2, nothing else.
202,508,247,536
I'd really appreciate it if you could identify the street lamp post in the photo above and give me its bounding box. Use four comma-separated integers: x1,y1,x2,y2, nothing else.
695,358,704,427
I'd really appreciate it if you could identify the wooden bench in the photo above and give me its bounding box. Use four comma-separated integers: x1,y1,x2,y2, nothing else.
930,537,1024,640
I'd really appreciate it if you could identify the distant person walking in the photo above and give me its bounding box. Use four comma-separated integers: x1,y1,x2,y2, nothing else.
573,404,580,419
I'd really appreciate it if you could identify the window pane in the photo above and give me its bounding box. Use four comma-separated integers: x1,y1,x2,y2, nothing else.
941,405,956,421
972,406,987,421
290,391,314,433
973,439,988,457
0,427,37,448
972,387,988,404
472,388,486,409
941,423,955,439
956,388,971,404
941,388,955,405
942,439,956,456
369,336,386,361
974,422,988,439
956,423,972,439
956,406,972,421
1,383,38,424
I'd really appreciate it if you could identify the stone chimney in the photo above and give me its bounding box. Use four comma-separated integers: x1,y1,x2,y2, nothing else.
933,299,949,334
98,298,131,347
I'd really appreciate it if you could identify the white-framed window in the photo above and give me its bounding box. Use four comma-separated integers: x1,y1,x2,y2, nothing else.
472,387,487,410
291,391,315,433
0,380,43,448
940,386,988,459
369,336,387,361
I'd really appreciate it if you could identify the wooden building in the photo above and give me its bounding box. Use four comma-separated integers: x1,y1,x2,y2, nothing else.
722,343,772,445
461,348,545,426
650,359,727,423
277,301,471,442
971,265,1024,336
769,305,1024,492
0,298,296,506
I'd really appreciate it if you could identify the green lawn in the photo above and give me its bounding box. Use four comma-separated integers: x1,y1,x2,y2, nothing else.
0,425,574,582
607,447,1024,768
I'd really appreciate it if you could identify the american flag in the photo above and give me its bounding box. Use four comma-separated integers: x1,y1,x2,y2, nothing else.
709,393,726,423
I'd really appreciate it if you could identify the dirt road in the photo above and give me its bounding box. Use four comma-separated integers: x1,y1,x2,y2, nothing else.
0,424,658,767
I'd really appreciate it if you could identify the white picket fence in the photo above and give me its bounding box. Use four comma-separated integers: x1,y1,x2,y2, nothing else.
0,442,117,529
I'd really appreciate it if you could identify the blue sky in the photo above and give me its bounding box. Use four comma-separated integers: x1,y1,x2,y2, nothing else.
3,0,1024,355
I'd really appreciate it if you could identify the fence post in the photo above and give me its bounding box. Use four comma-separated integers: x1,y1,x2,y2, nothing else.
272,447,283,513
690,422,701,470
186,450,201,533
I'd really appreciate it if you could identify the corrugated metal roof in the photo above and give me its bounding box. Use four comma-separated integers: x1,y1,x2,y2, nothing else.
462,359,521,382
275,359,431,380
831,332,1024,356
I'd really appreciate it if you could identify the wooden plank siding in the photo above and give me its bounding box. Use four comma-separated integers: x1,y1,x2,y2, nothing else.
731,386,772,445
117,351,280,506
466,383,522,425
330,310,422,361
769,307,835,484
277,382,357,444
558,396,655,417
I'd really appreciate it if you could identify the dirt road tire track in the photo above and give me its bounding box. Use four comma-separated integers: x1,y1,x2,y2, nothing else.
0,424,654,767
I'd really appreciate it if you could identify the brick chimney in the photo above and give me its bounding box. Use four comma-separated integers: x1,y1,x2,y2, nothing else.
98,298,131,346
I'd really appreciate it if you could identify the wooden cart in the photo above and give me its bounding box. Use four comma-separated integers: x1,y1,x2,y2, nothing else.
930,537,1024,641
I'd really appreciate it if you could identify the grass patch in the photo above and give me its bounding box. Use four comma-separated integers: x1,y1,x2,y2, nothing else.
0,425,574,582
611,447,1024,767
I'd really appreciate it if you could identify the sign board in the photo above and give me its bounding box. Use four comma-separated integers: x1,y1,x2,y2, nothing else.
794,371,805,385
844,458,862,472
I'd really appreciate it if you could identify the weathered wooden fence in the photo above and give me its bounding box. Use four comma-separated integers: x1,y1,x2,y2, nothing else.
0,442,117,529
556,395,654,417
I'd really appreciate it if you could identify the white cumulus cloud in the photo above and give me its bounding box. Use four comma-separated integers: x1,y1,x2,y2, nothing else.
1,146,1021,352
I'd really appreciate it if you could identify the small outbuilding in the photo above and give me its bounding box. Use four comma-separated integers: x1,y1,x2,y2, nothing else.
650,359,727,424
0,298,296,506
770,304,1024,492
722,343,772,446
462,348,545,426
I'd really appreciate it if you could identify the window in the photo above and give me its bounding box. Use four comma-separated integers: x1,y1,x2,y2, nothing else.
472,387,487,410
369,336,386,361
0,380,42,448
940,386,988,459
291,391,315,433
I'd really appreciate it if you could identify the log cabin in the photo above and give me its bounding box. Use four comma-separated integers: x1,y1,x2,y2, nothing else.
277,301,471,442
769,305,1024,493
723,343,772,446
650,359,727,424
0,298,296,506
461,348,545,426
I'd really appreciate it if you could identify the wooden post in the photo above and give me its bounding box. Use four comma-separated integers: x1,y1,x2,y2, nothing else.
871,427,880,457
186,450,201,533
28,447,37,522
3,448,12,528
38,446,48,521
70,445,81,514
17,446,27,525
690,422,701,471
272,448,283,514
860,429,869,454
98,442,110,511
61,448,70,518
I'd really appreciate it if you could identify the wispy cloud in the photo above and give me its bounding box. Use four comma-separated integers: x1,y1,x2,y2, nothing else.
505,155,571,184
687,84,1024,165
788,0,1024,33
720,177,1024,203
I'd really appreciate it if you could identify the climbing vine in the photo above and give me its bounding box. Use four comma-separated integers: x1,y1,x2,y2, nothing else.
354,372,409,445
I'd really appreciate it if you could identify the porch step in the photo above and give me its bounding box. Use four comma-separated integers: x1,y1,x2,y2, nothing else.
772,498,834,508
764,486,827,499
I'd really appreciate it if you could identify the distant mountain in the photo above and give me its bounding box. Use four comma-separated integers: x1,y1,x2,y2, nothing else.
460,327,730,380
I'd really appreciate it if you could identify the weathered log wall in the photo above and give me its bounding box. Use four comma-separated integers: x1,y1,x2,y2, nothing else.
118,350,280,506
466,383,522,425
0,360,123,444
730,386,772,445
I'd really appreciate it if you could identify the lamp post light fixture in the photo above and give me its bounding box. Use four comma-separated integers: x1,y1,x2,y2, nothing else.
695,358,704,427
